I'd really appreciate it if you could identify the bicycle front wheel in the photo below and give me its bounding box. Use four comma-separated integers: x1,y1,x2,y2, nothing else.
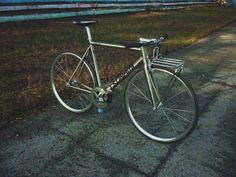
125,68,198,143
50,52,96,113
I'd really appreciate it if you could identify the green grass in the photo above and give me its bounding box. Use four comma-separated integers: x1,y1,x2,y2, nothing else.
0,5,236,126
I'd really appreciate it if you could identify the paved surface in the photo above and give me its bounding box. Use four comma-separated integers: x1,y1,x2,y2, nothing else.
1,22,236,177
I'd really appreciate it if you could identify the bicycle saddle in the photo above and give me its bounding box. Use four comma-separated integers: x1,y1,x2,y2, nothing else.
73,20,97,26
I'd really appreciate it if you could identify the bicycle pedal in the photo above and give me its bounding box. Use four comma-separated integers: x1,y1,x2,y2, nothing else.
98,108,107,113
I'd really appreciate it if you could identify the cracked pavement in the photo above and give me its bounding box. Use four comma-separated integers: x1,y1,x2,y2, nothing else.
0,22,236,177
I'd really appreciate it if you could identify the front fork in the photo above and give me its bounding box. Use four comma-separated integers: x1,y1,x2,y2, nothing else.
141,46,162,110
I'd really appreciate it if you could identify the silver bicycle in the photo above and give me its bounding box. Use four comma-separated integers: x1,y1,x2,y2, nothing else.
50,20,198,143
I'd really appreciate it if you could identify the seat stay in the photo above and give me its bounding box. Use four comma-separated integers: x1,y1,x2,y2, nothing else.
68,46,91,83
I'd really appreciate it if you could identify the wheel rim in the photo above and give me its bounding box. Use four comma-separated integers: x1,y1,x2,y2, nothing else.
125,68,197,142
50,52,95,113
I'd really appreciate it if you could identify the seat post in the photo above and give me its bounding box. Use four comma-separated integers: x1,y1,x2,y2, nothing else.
85,26,93,43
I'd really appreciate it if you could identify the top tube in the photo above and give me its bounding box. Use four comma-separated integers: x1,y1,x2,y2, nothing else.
91,41,141,51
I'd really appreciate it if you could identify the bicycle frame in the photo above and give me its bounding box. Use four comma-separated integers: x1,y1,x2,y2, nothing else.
51,22,198,143
72,26,161,107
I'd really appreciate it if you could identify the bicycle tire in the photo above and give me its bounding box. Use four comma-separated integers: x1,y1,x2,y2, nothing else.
50,52,96,113
125,68,198,143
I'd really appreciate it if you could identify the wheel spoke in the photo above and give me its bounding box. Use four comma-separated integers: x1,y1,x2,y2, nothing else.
162,89,185,104
161,110,178,136
129,90,152,104
131,83,152,104
162,108,192,123
65,55,69,75
137,75,148,90
78,94,88,107
81,92,91,102
53,71,67,84
161,74,177,101
159,107,192,113
55,64,69,78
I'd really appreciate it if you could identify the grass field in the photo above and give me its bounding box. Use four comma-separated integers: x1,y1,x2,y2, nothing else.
1,5,236,126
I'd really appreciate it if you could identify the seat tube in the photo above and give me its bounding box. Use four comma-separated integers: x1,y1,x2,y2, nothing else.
141,46,156,108
85,26,101,86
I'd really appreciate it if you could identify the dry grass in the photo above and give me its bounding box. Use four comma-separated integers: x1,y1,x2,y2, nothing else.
0,5,236,126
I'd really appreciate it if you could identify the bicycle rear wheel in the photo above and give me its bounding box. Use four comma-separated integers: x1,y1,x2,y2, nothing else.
50,52,96,113
125,68,198,143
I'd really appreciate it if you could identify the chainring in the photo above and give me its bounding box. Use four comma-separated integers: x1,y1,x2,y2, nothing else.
90,87,112,108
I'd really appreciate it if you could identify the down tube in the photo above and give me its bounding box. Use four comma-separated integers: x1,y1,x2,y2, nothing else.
107,57,142,91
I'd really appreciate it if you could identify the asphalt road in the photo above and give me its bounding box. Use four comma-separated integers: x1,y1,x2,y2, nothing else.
0,22,236,177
